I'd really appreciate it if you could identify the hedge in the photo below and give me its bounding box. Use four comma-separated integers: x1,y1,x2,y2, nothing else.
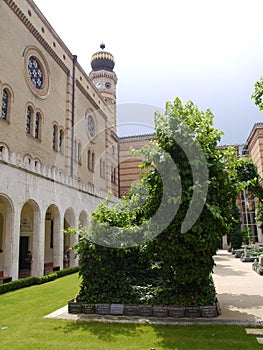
0,266,80,295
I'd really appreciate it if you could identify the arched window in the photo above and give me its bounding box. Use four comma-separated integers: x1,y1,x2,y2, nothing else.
88,150,91,170
74,139,77,161
52,125,58,150
1,89,8,120
35,112,41,139
91,152,95,171
111,166,116,183
99,158,102,175
78,142,82,164
26,107,33,134
59,129,64,152
100,158,106,178
88,150,95,171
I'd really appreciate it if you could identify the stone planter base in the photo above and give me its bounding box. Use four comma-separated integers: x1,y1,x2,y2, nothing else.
68,300,220,318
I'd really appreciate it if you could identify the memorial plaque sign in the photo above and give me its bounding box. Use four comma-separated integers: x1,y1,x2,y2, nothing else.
153,305,168,317
124,304,138,316
81,303,96,314
138,305,153,317
96,303,110,315
110,303,124,315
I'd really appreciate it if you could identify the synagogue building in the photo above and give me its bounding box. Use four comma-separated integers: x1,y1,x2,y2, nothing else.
1,0,263,282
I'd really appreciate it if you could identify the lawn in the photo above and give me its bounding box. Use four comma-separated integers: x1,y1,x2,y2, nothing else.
0,273,261,350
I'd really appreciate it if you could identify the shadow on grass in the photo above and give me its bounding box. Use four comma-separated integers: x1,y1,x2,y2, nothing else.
52,320,256,350
56,320,144,342
55,320,181,349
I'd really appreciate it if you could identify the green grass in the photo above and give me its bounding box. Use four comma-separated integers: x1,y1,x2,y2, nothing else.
0,273,261,349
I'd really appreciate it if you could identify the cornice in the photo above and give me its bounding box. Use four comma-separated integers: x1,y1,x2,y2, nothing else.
118,133,156,142
4,0,70,75
246,122,263,150
89,70,118,84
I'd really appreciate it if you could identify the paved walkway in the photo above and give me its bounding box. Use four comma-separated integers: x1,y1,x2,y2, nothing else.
213,249,263,324
45,249,263,325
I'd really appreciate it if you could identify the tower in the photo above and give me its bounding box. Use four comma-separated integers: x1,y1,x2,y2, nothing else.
89,44,119,196
89,44,118,131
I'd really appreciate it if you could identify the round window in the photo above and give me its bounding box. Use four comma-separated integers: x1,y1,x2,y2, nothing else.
23,46,50,98
28,56,43,89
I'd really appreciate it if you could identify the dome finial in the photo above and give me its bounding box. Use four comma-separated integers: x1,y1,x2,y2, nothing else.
91,44,115,72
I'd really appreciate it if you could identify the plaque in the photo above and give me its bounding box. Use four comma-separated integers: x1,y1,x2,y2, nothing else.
153,305,168,318
168,306,185,318
81,303,96,314
110,303,124,315
138,305,153,317
185,306,201,318
96,303,110,315
68,301,82,314
200,306,217,318
123,304,138,316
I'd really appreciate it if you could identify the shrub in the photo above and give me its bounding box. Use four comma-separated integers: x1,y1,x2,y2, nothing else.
0,266,80,295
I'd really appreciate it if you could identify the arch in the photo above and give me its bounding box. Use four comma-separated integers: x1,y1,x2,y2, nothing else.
77,141,82,164
35,111,42,140
59,128,64,153
91,152,95,171
1,88,9,121
0,194,14,278
88,149,95,171
52,124,58,150
63,207,77,269
1,84,14,122
26,105,33,135
0,143,10,160
23,154,33,168
44,204,62,271
33,157,42,172
19,200,40,278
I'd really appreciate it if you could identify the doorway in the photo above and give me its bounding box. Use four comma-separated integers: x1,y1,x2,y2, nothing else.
19,236,29,270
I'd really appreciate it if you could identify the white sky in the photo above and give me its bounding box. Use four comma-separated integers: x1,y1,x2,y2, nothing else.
34,0,263,144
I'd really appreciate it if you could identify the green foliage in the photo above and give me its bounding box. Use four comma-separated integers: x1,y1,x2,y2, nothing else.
251,76,263,110
256,201,263,229
72,98,259,307
228,205,243,249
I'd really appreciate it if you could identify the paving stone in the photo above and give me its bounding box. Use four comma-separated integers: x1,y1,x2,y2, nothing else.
257,337,263,344
245,328,263,335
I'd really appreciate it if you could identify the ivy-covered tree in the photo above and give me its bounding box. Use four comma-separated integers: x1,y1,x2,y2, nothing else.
72,98,260,306
137,98,239,305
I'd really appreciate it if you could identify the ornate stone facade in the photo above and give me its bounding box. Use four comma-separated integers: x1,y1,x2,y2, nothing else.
0,0,118,280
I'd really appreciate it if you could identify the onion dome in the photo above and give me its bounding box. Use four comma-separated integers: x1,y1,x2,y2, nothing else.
91,43,115,72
